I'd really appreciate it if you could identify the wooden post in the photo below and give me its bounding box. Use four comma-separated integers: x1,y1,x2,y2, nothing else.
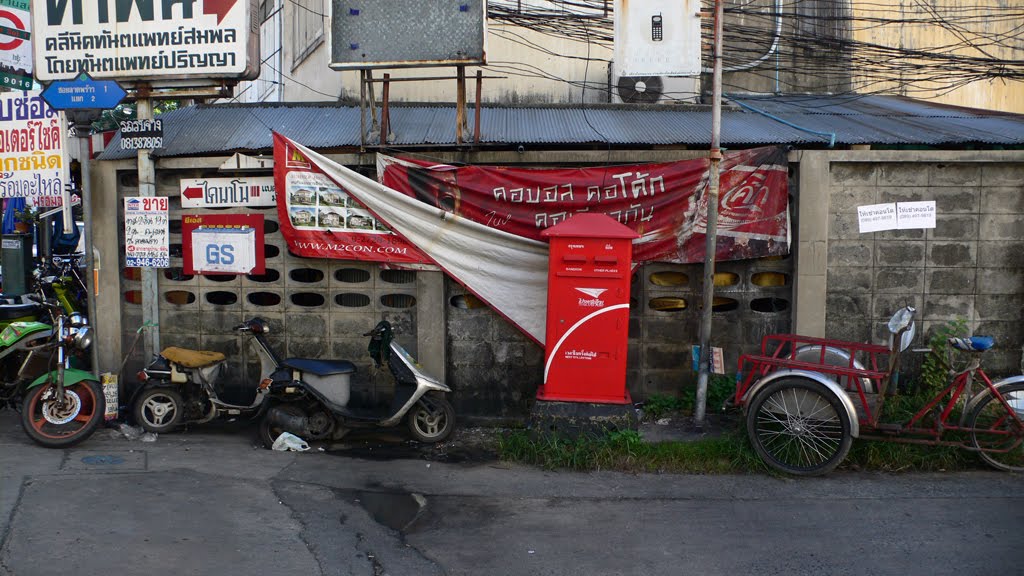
381,73,391,145
456,65,466,145
474,70,482,145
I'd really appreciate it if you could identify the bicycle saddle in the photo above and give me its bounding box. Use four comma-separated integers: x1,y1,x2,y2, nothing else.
948,336,994,352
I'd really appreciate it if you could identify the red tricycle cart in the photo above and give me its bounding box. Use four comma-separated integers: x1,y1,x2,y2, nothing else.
733,307,1024,475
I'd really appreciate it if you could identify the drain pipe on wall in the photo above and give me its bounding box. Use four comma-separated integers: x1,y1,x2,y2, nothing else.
702,0,783,76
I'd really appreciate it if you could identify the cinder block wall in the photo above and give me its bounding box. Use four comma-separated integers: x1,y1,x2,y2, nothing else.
826,158,1024,375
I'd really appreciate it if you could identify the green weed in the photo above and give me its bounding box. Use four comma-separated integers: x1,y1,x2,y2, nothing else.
499,424,984,475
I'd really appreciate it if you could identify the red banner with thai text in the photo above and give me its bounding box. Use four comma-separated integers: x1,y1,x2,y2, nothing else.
378,147,789,263
276,131,789,264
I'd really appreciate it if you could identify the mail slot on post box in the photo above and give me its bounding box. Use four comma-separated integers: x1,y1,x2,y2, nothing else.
538,214,639,404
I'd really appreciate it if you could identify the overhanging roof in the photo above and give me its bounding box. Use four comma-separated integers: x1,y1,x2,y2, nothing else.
98,94,1024,161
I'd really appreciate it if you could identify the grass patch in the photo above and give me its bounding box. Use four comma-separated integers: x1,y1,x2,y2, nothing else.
498,427,765,474
499,421,986,475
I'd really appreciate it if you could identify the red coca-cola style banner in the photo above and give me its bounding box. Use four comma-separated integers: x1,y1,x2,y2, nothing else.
275,131,789,264
273,133,430,264
378,147,789,263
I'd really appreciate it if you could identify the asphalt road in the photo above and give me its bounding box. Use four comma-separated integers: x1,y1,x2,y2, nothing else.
1,411,1020,576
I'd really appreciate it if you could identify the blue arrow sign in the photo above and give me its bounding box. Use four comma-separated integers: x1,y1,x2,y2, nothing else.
41,73,127,110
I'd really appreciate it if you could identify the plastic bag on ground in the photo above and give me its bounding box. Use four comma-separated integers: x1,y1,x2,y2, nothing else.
272,432,310,452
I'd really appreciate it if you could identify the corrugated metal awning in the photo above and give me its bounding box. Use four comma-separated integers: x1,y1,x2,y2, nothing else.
98,94,1024,160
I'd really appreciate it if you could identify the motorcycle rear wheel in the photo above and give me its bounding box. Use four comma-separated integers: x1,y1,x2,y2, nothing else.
407,395,455,443
20,379,105,448
258,404,307,449
134,387,184,433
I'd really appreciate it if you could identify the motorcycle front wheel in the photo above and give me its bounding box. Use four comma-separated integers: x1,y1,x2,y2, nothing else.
21,379,105,448
407,395,455,443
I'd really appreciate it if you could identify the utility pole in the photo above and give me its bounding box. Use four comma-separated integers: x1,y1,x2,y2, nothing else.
136,89,160,358
695,0,725,428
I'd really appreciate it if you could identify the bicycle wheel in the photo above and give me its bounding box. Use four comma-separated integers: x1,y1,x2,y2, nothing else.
746,377,853,476
967,382,1024,472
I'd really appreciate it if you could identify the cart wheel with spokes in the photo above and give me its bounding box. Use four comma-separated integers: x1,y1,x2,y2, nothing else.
967,382,1024,472
746,377,853,476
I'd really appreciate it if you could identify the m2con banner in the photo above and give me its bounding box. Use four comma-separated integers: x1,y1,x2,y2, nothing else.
32,0,259,82
273,134,429,264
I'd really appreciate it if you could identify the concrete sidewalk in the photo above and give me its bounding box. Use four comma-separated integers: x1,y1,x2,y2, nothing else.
2,410,1021,576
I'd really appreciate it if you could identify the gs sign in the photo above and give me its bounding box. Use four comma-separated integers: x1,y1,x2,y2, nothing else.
181,214,264,275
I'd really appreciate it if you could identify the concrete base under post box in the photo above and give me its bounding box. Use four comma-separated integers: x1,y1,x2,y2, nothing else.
528,399,638,441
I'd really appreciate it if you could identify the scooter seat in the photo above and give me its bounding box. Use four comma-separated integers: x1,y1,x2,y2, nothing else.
283,358,357,376
0,303,39,320
161,346,226,368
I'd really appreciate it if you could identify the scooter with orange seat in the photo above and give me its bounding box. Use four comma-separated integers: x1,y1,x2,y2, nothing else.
131,319,273,433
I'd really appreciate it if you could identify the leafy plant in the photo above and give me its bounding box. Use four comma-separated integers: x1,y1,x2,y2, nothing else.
917,318,969,396
13,206,36,223
641,375,737,420
642,394,687,419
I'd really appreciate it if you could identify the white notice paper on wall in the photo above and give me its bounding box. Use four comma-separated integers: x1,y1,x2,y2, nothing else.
896,201,936,229
191,228,257,274
857,203,898,233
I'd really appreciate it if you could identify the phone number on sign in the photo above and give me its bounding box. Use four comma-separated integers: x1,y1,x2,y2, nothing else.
126,257,169,268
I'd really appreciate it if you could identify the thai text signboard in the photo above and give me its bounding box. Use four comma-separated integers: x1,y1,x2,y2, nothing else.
31,0,260,83
124,196,169,268
0,91,67,199
0,0,33,90
179,176,276,208
118,118,163,150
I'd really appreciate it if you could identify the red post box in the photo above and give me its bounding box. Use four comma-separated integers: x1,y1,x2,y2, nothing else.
538,214,638,404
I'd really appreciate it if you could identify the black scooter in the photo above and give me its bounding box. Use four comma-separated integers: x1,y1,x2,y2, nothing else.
257,319,455,447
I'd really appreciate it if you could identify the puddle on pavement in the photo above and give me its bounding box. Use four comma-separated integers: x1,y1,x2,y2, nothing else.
354,491,426,532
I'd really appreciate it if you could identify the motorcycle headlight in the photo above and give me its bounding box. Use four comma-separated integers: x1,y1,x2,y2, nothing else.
68,312,88,328
71,326,92,351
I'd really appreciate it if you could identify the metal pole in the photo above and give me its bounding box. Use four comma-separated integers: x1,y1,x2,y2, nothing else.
79,137,100,377
136,94,160,359
695,0,724,427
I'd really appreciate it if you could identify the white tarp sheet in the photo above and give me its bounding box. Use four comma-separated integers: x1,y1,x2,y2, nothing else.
284,137,550,345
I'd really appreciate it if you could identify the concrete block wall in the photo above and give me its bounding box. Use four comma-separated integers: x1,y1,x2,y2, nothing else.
826,159,1024,375
445,282,545,420
631,259,793,401
118,169,421,406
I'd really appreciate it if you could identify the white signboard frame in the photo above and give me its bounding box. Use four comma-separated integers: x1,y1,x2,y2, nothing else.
858,201,937,233
857,203,898,233
179,176,277,208
32,0,260,83
896,201,936,230
191,228,256,274
614,0,702,77
0,91,67,199
124,196,169,268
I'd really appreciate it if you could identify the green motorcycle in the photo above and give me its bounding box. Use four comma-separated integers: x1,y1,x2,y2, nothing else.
0,296,102,448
